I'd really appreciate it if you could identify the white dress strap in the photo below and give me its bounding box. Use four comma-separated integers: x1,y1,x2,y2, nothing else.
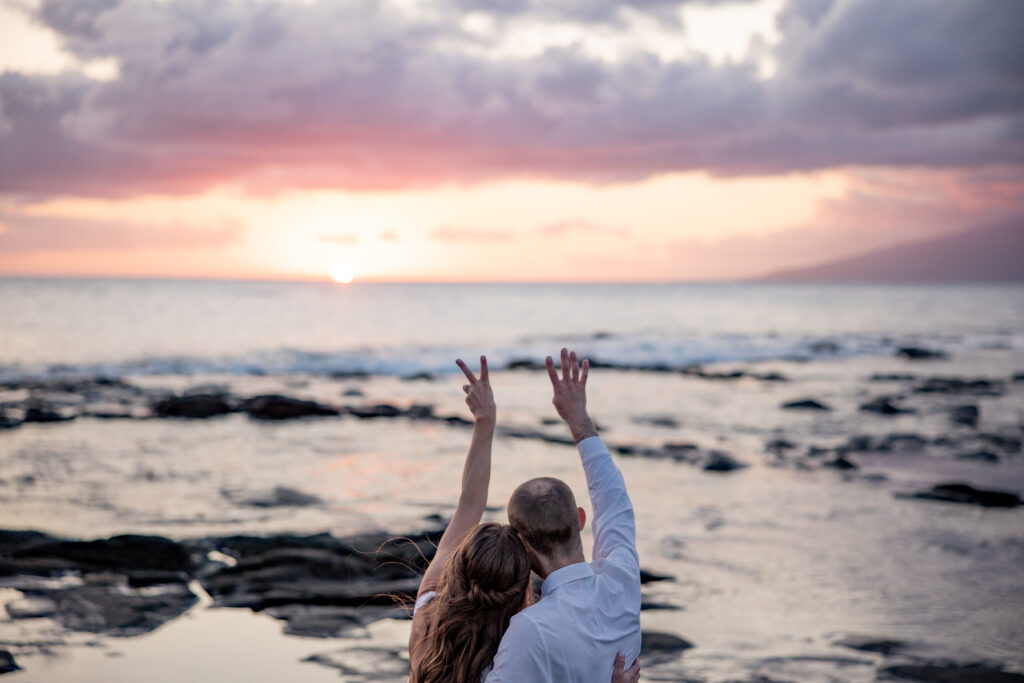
413,590,437,617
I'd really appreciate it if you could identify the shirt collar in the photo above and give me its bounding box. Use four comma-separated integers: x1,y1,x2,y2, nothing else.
541,562,594,597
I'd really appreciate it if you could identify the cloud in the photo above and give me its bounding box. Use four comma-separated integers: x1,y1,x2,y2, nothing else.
0,211,244,252
318,232,360,244
430,225,515,243
538,219,631,239
0,0,1021,197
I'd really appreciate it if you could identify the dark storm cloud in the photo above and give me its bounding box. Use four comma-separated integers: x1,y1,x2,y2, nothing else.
0,0,1021,197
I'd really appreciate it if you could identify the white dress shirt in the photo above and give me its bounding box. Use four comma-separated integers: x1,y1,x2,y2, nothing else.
486,436,642,682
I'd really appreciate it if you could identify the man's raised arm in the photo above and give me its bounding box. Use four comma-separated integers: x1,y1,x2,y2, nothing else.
546,348,638,568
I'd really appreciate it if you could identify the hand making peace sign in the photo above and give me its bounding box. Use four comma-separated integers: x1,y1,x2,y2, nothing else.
456,355,496,424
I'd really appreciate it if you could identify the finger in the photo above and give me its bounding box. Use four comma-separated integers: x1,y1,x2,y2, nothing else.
456,358,477,385
580,358,589,386
570,350,579,382
560,348,570,382
613,653,625,675
545,355,559,385
463,384,471,394
479,355,489,382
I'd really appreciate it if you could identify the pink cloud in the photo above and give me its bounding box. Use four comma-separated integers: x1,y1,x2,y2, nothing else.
430,225,515,243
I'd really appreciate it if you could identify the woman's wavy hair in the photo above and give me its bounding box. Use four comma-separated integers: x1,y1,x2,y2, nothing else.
411,522,534,683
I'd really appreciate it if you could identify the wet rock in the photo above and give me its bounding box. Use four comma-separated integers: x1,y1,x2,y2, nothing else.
264,604,399,638
950,405,979,428
2,534,195,576
0,411,23,429
405,404,436,419
904,483,1022,508
341,388,364,397
505,358,545,371
765,439,796,455
0,649,19,674
6,596,57,619
834,635,907,655
860,397,915,416
811,340,840,354
48,581,198,636
22,399,76,423
402,372,434,382
781,399,832,411
751,371,789,382
640,631,694,665
498,426,575,446
977,433,1022,454
327,371,370,380
956,450,999,463
242,395,339,420
639,569,675,584
913,377,1004,396
897,346,947,360
870,373,917,382
880,662,1024,682
152,393,234,419
197,531,440,612
702,451,748,473
876,433,928,453
822,455,858,470
640,601,681,611
232,486,324,508
633,415,680,428
1013,372,1024,382
346,404,402,419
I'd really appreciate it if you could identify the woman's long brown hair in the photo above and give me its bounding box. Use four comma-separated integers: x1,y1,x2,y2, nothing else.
411,522,533,683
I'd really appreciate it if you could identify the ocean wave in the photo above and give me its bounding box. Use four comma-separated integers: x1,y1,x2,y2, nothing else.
0,330,1014,382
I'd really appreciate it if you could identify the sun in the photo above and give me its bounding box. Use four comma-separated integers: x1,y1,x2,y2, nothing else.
330,261,355,284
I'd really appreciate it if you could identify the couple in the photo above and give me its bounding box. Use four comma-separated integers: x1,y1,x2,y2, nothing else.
409,349,642,682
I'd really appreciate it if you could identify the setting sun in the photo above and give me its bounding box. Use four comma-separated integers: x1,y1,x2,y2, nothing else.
330,261,355,284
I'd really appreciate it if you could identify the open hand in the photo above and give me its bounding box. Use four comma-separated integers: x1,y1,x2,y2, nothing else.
611,653,641,683
546,348,597,443
456,356,495,425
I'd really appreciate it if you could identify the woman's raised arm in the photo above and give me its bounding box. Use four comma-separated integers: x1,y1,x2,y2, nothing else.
415,355,495,597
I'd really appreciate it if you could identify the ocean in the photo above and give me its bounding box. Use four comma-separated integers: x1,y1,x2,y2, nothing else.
1,279,1023,682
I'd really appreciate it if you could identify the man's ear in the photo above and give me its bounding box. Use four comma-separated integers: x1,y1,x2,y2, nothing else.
578,507,586,532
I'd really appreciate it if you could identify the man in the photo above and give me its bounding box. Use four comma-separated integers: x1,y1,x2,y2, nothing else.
487,348,642,681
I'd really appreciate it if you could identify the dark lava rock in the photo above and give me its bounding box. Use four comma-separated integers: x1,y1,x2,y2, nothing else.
265,604,399,638
0,649,20,674
781,399,832,411
234,486,324,508
347,404,403,419
897,346,947,360
640,631,694,665
950,405,979,428
956,450,999,463
0,412,23,430
860,397,915,416
913,377,1004,396
881,662,1024,682
905,483,1022,508
639,569,675,584
633,415,681,428
751,371,788,382
48,581,197,636
401,372,434,382
22,399,76,423
978,433,1022,454
811,340,840,354
822,455,858,470
1013,372,1024,382
197,531,441,612
3,534,195,576
498,426,575,446
870,373,918,382
327,371,370,380
405,404,436,420
702,451,748,473
242,395,339,420
834,634,907,655
505,358,545,371
341,388,365,397
152,393,234,419
765,439,796,455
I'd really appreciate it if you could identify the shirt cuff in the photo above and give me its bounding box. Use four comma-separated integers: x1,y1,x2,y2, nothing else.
577,435,609,463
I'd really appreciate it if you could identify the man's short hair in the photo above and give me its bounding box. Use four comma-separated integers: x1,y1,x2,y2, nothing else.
507,477,580,557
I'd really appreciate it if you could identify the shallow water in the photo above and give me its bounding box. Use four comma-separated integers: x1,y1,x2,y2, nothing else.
1,281,1023,681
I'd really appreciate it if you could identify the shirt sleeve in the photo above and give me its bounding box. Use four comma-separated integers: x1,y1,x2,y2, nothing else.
578,436,639,571
485,614,548,682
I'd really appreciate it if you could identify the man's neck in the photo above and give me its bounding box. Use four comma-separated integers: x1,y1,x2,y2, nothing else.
534,549,586,579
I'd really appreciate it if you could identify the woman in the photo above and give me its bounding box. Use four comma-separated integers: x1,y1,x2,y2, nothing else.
408,356,641,683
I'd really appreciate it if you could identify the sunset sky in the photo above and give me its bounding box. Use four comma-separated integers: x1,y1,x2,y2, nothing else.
0,0,1021,282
